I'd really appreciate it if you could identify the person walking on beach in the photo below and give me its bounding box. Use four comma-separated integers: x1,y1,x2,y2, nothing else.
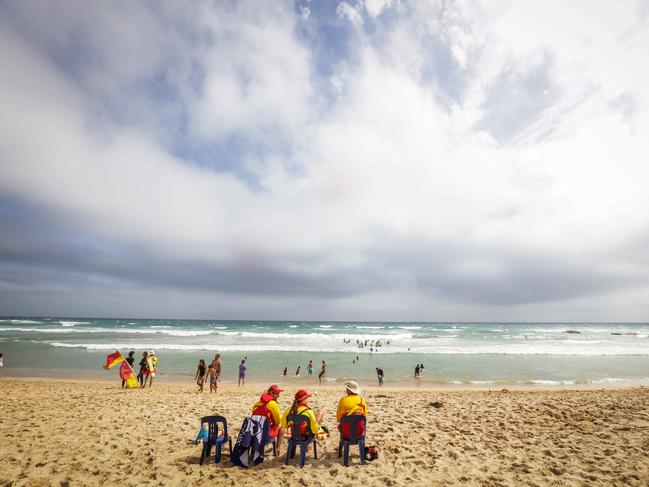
137,351,148,387
195,359,207,393
122,351,135,388
238,359,247,386
318,360,327,384
376,367,384,386
307,360,314,376
207,365,218,393
211,354,222,381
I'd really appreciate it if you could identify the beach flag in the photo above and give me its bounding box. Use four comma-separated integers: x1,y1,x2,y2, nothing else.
119,361,139,389
103,351,125,369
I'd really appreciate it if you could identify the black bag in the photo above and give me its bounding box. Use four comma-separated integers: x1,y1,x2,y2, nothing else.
365,445,379,461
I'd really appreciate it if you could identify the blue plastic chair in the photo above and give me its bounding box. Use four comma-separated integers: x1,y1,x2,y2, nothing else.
338,415,366,466
284,414,317,468
199,415,233,464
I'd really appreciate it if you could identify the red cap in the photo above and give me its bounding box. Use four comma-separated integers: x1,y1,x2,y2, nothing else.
259,393,274,404
267,384,283,394
294,389,312,402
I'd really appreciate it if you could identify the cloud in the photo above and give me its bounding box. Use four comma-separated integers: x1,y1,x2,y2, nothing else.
336,2,365,28
1,0,649,320
362,0,393,18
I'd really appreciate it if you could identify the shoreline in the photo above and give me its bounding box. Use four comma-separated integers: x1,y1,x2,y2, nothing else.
1,375,646,392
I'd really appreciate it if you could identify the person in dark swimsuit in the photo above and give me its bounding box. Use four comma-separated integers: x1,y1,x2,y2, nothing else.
195,359,207,393
121,350,135,388
137,351,148,388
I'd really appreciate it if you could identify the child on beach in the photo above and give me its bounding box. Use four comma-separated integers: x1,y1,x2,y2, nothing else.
207,365,218,393
376,367,384,386
307,360,314,376
238,359,247,386
283,366,287,376
195,359,207,393
295,365,301,377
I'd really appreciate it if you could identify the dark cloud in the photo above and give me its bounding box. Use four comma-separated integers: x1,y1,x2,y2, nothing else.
1,199,643,316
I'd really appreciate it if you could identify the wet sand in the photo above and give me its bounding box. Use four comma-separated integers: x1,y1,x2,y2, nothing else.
1,379,648,486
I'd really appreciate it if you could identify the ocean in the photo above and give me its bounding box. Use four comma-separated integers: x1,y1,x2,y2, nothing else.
1,317,648,387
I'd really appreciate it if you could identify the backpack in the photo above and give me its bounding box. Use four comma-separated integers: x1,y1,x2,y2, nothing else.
365,445,379,462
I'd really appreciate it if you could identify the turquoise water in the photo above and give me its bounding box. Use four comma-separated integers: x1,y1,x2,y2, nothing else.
1,317,649,386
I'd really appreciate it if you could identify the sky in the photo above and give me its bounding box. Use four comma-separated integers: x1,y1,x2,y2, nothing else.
1,0,649,322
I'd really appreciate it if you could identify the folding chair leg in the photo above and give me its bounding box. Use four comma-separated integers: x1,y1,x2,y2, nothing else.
200,444,208,465
215,443,222,463
313,440,318,459
299,444,307,468
338,441,342,458
272,438,277,457
359,440,366,465
343,443,350,467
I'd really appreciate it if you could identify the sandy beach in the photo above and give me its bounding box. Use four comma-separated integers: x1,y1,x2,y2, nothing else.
1,379,648,486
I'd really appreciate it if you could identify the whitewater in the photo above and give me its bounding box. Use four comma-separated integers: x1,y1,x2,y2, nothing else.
1,318,648,385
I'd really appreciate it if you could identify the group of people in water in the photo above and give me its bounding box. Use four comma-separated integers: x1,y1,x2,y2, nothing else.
342,338,390,353
190,354,425,391
414,363,425,378
250,380,367,455
282,360,328,383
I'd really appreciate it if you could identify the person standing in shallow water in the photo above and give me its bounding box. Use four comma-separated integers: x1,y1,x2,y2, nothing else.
238,359,247,386
376,367,384,386
307,360,314,376
414,364,420,378
318,360,327,384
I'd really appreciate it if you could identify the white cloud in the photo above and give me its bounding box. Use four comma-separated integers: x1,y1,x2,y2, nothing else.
1,1,649,320
336,2,365,28
363,0,393,18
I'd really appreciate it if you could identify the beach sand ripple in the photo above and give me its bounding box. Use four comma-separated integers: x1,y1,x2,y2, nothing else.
0,380,648,486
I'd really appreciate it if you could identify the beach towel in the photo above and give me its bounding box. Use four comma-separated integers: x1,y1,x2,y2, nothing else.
231,416,270,468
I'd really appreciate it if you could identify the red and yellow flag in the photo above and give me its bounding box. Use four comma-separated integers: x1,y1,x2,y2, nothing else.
104,351,124,369
119,361,139,389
